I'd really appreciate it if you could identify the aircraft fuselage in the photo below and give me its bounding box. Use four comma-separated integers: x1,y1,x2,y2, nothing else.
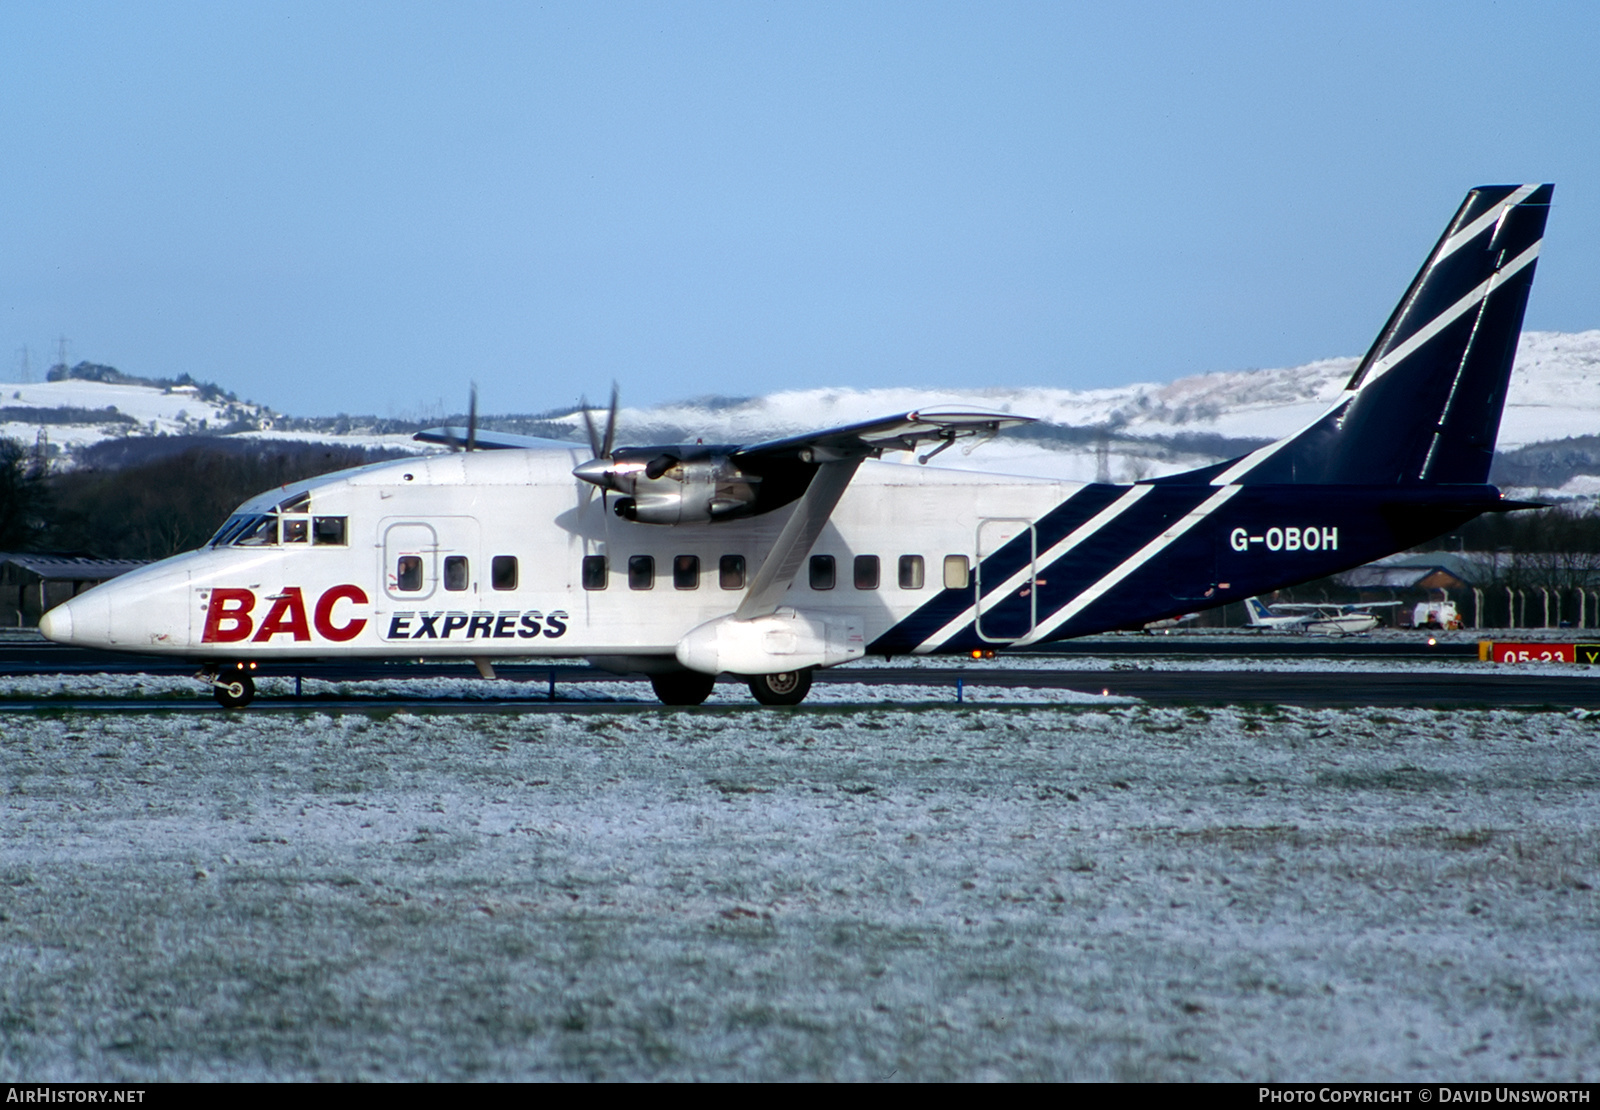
41,446,1501,665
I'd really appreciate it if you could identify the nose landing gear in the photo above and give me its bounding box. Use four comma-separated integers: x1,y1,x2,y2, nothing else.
205,662,257,709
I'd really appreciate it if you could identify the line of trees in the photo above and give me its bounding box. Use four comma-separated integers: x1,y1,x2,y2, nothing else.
0,438,49,550
1414,506,1600,593
0,435,405,560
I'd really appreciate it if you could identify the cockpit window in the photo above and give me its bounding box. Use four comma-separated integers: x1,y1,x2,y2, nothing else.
208,508,346,548
278,491,311,513
313,517,347,546
235,515,278,546
209,516,253,546
205,513,279,547
210,513,275,546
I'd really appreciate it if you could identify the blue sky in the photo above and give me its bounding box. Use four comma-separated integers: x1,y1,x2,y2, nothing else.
3,1,1597,418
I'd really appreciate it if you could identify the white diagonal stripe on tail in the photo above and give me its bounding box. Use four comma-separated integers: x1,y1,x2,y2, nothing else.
1435,184,1541,262
911,484,1154,653
1210,238,1541,487
1019,484,1242,645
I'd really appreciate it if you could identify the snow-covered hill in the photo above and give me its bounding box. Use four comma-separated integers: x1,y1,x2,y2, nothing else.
0,378,272,451
580,330,1600,453
5,331,1599,498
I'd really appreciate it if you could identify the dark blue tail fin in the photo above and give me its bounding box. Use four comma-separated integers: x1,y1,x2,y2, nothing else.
1206,184,1552,486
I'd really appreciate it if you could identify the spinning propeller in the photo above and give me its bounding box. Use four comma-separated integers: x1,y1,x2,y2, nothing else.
441,383,480,452
581,383,619,462
573,384,622,508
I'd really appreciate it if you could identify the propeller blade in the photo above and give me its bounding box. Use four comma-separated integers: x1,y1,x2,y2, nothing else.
466,383,478,452
601,382,619,457
581,395,603,459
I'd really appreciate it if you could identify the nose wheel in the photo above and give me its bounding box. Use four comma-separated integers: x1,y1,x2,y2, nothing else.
208,664,256,709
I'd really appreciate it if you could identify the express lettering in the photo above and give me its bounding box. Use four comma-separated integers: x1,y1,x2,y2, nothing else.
201,585,371,643
1229,526,1338,553
385,609,568,641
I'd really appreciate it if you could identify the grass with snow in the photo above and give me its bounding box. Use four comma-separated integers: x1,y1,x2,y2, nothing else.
2,703,1597,1080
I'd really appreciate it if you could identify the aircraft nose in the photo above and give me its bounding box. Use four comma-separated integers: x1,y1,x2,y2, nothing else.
38,591,114,648
39,602,72,643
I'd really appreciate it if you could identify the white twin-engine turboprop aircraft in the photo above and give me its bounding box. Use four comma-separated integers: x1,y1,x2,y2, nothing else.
40,184,1554,708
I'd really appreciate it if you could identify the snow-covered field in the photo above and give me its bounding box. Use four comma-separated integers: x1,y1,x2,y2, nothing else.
3,703,1597,1080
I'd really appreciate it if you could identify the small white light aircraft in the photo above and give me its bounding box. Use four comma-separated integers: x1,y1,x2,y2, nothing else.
1242,596,1401,635
1142,612,1199,633
39,185,1553,707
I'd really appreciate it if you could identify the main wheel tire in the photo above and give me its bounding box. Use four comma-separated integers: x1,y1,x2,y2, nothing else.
650,671,717,706
213,671,255,709
747,669,812,706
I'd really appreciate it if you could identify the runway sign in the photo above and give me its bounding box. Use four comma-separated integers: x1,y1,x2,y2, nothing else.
1480,641,1600,664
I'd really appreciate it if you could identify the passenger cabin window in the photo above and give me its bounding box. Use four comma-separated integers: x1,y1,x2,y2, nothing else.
674,555,699,590
809,554,835,590
854,555,880,590
444,556,469,591
898,555,925,590
582,555,608,590
397,556,424,592
943,554,970,590
314,517,347,546
719,555,746,590
629,555,654,590
492,556,518,591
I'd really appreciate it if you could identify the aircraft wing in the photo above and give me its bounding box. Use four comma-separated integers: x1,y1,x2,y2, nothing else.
414,427,583,451
420,407,1033,459
1272,602,1403,612
733,407,1036,464
727,409,1034,618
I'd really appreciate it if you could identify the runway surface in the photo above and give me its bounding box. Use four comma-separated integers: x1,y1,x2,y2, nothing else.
2,634,1596,709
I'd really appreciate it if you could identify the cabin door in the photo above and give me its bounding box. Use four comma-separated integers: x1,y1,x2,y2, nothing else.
975,518,1037,642
381,518,482,602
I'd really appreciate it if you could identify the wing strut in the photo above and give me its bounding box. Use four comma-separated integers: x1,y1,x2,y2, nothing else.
735,458,863,620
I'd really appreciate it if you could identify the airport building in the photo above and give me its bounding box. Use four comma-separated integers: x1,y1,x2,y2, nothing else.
0,554,148,628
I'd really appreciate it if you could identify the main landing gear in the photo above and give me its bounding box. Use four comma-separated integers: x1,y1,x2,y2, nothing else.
747,669,813,706
207,662,256,709
646,668,816,706
650,671,718,706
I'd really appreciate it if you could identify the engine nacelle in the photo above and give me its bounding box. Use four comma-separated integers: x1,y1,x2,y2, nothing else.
578,449,761,525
